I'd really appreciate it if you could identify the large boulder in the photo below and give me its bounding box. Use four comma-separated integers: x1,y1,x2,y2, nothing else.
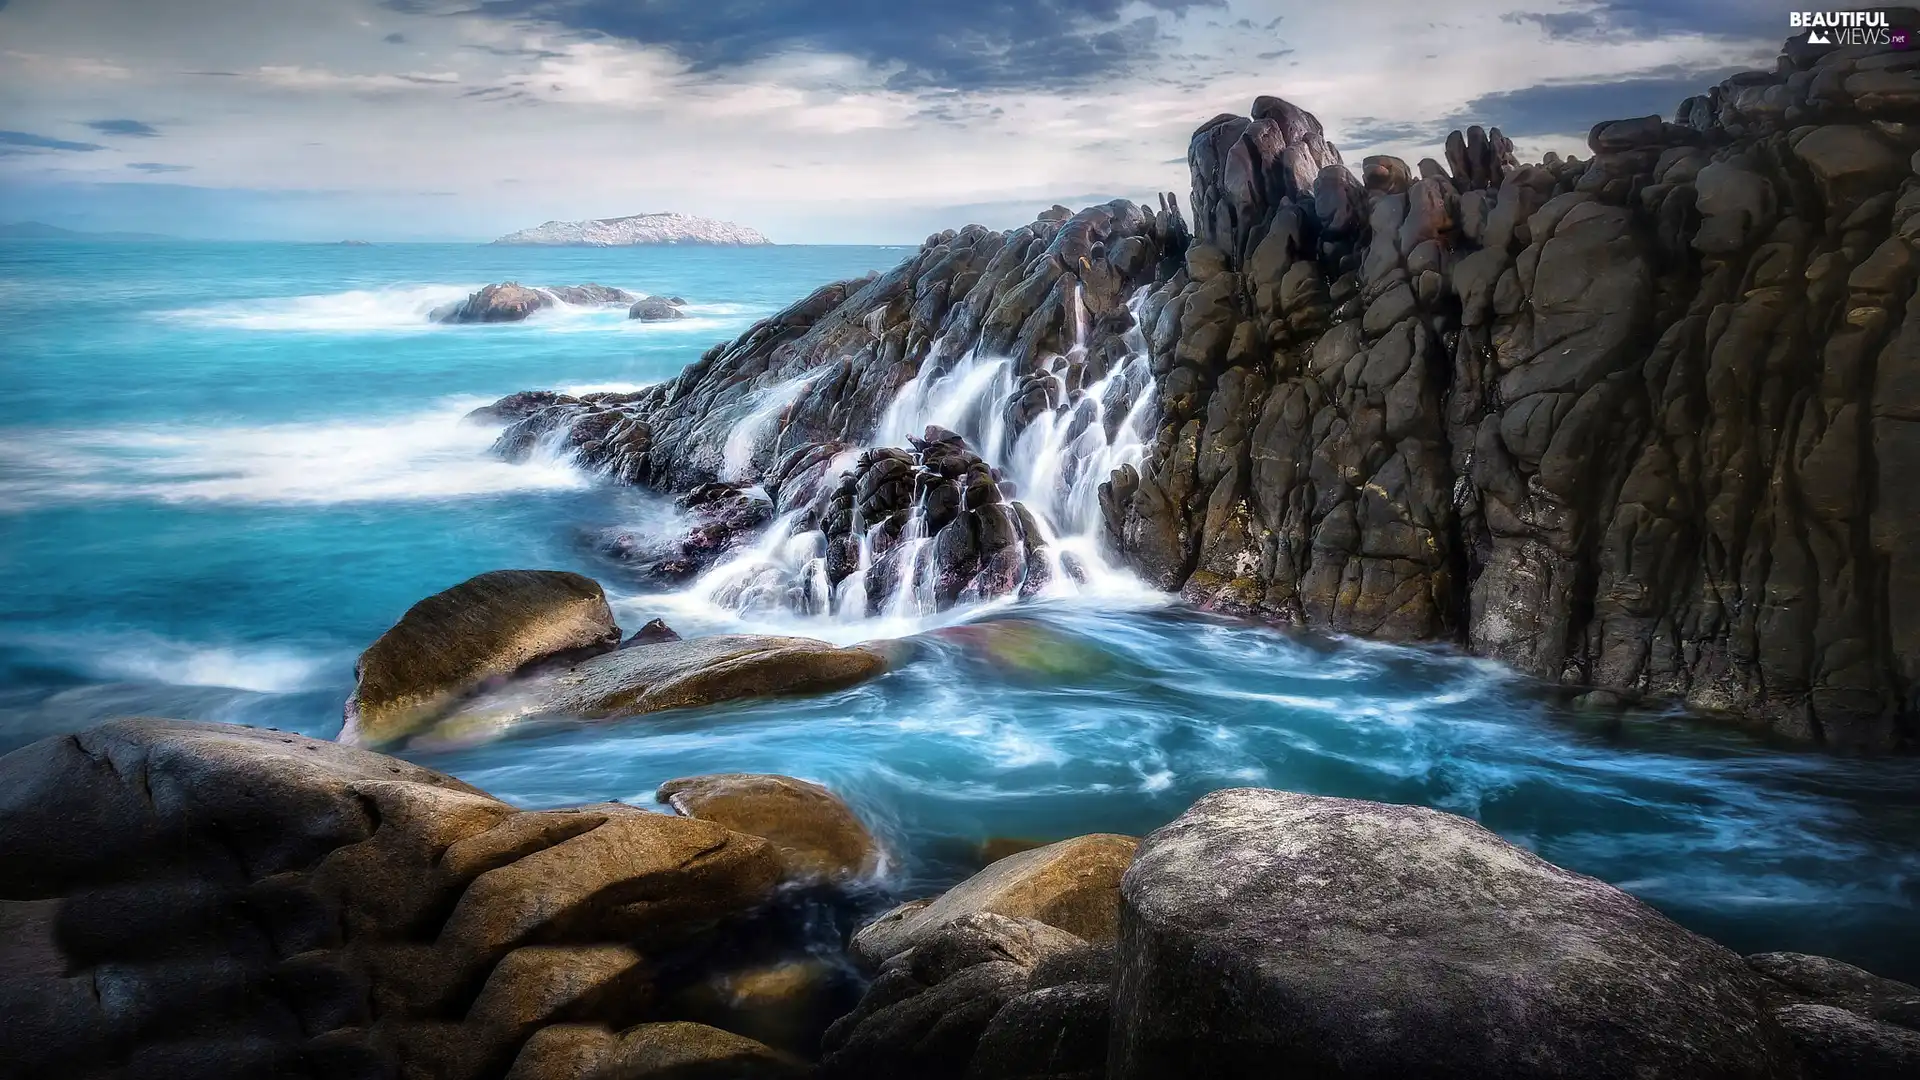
658,773,884,883
437,282,554,323
343,569,621,747
0,718,783,1080
1109,788,1798,1079
1772,1003,1920,1080
851,834,1136,967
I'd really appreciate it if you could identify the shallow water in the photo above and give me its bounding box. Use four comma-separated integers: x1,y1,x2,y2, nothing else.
3,239,1917,981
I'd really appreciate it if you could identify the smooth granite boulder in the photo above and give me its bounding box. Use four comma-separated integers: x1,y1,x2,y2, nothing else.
1109,788,1797,1079
851,834,1137,967
343,569,621,746
658,773,884,883
0,719,783,1080
546,283,638,306
629,295,689,321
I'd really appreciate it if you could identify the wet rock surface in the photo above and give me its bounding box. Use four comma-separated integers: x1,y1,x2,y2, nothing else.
658,773,885,884
344,569,622,747
629,295,689,321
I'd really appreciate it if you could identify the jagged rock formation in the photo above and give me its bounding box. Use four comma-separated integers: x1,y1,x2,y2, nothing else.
1101,45,1920,748
493,213,771,247
480,37,1917,746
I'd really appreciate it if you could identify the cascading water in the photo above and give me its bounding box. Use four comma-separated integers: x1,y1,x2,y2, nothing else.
681,287,1160,628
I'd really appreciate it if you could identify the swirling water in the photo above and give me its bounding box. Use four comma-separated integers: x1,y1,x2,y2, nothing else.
2,240,1916,980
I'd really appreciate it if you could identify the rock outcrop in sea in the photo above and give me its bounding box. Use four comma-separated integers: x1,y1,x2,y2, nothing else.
5,719,1914,1078
493,213,772,247
482,36,1920,748
433,283,645,324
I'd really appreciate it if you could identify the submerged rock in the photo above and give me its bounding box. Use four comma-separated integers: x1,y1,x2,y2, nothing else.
658,772,885,883
605,483,774,585
343,568,621,746
1109,788,1796,1078
422,633,890,746
0,718,782,1080
852,833,1137,967
629,295,688,321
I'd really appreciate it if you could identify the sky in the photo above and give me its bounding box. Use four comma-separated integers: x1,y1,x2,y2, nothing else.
0,0,1785,243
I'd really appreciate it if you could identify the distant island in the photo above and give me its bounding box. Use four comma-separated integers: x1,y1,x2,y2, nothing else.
0,221,176,242
491,212,770,247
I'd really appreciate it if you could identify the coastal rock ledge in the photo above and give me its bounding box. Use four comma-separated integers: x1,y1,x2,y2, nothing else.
482,32,1920,747
2,720,1914,1079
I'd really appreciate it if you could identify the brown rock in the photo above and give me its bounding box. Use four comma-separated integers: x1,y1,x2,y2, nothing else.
343,569,621,747
600,1021,809,1078
851,834,1138,966
658,773,883,882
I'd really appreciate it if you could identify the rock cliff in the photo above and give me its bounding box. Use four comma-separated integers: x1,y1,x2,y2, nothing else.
483,37,1918,748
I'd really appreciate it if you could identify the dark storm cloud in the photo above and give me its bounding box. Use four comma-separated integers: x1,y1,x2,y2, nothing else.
88,119,161,137
128,162,192,173
1502,1,1782,43
400,0,1227,90
1450,64,1752,136
385,32,408,43
1340,118,1449,145
0,130,105,152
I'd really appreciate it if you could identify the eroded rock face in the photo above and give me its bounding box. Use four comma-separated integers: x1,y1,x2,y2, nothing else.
344,569,621,746
0,719,782,1080
1110,788,1795,1079
852,833,1137,967
658,772,885,883
1099,48,1920,746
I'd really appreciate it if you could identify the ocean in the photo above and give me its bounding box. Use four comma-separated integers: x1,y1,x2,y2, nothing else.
2,239,1916,979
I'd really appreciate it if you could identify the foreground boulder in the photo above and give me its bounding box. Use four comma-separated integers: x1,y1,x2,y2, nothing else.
343,569,621,746
436,281,554,323
852,833,1136,966
0,719,782,1080
823,912,1108,1080
659,773,885,883
1109,788,1795,1078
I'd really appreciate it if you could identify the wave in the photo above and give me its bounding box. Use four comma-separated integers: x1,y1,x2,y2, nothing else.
0,397,590,509
2,629,334,694
163,284,482,332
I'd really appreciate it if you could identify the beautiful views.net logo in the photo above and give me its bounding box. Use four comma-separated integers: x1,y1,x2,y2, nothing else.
1789,10,1910,47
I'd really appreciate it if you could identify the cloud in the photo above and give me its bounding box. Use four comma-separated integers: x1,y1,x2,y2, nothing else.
1502,1,1791,43
0,130,105,152
127,162,192,173
88,119,161,137
419,0,1230,91
1449,62,1751,137
384,32,408,43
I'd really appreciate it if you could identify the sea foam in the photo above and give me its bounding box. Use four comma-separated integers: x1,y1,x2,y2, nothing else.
0,397,588,509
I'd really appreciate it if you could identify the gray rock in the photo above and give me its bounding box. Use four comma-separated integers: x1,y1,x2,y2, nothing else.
1773,1003,1920,1079
629,295,689,321
1110,788,1796,1079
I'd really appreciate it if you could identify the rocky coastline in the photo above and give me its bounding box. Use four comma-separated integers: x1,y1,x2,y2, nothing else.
482,36,1920,750
4,28,1919,1080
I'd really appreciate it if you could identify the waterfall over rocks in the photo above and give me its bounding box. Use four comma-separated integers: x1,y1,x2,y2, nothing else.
484,33,1920,747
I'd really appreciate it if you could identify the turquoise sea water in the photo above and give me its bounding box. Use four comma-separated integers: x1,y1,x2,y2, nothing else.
2,240,1917,980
